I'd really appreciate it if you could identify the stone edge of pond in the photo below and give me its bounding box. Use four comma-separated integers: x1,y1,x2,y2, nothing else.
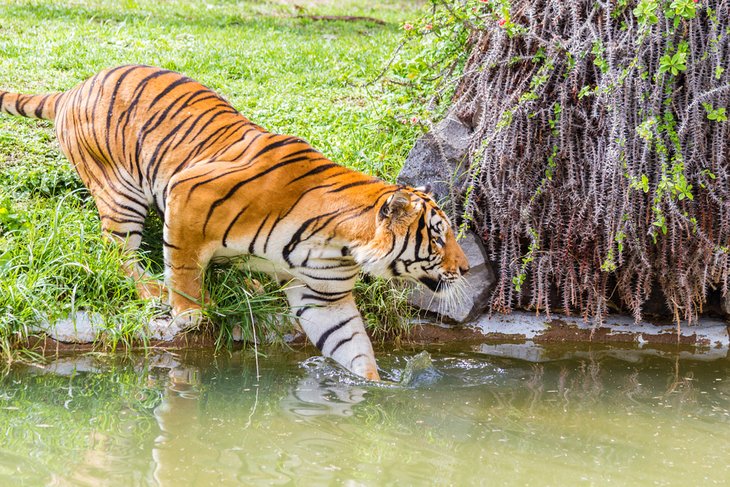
463,311,729,346
451,311,730,361
17,311,730,361
401,312,730,362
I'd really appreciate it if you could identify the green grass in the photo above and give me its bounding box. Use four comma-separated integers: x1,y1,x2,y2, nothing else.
0,0,426,356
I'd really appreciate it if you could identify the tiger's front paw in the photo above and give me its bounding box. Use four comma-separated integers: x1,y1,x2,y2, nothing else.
362,368,381,381
148,308,204,341
350,356,381,381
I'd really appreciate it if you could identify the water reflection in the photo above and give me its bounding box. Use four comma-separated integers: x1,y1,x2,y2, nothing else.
152,357,205,486
282,375,366,419
1,345,729,486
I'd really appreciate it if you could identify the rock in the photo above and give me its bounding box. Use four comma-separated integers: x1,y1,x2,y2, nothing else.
398,113,493,322
407,231,495,323
397,113,473,202
468,311,730,361
37,312,185,343
720,291,730,317
37,311,104,343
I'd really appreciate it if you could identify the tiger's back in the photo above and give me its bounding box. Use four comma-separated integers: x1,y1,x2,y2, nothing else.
54,65,262,212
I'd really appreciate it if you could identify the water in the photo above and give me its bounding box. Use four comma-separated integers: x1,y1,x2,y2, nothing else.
1,344,729,486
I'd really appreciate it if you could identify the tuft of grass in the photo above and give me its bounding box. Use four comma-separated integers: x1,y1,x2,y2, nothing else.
355,276,415,341
0,0,426,355
202,261,292,349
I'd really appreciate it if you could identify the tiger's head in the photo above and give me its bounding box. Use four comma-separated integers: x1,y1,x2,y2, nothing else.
355,185,469,292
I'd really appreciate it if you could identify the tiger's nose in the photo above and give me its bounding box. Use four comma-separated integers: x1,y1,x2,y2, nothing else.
459,264,470,276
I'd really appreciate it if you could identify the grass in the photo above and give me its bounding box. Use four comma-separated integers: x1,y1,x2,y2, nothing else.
0,0,427,356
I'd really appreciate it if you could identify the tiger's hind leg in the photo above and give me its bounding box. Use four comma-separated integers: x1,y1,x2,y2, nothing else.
63,152,166,301
95,193,168,301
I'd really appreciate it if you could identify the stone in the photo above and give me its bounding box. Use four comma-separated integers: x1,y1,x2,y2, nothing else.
37,311,104,343
397,113,473,202
407,231,495,323
36,312,184,343
398,112,494,322
468,311,730,361
720,291,730,317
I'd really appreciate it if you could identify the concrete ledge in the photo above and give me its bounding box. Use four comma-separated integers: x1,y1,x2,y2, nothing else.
464,311,729,362
468,312,729,347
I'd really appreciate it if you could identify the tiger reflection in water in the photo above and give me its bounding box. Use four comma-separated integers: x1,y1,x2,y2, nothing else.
150,354,366,484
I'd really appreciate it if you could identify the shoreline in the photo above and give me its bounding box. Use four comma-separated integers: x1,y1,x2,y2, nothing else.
21,311,730,363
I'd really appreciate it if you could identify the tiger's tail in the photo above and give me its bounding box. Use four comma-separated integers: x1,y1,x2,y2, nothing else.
0,90,64,121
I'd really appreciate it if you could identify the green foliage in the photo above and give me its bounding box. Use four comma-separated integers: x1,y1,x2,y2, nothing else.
202,261,292,348
703,102,728,122
0,193,29,233
592,41,610,74
386,0,528,125
354,276,414,341
0,194,160,355
658,41,688,76
512,228,539,293
666,0,698,27
633,0,660,25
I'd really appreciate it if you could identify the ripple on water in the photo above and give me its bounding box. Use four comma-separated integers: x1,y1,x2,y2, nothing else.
299,350,509,390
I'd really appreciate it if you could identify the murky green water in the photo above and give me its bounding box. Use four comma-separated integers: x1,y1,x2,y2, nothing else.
1,344,729,486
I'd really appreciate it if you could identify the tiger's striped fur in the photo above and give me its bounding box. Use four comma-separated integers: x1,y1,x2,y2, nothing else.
0,65,469,380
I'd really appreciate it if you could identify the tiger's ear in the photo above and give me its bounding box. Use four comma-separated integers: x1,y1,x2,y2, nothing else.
379,190,414,222
415,183,433,195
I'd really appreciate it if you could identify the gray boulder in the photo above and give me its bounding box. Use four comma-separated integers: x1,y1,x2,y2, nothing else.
721,293,730,316
397,113,473,202
37,311,103,343
398,112,495,322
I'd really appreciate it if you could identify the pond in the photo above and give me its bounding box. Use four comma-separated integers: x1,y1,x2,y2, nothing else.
1,343,729,485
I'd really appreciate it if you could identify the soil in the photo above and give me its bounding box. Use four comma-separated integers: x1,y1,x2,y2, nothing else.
24,332,224,354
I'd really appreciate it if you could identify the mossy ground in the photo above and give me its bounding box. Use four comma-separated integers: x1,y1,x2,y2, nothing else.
0,0,426,358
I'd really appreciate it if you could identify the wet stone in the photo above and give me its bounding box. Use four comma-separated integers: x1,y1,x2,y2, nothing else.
36,312,104,343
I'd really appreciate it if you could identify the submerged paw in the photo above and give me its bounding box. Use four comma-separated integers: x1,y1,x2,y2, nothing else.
148,309,204,341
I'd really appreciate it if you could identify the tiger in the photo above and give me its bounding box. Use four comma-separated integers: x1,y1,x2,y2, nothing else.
0,65,469,380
